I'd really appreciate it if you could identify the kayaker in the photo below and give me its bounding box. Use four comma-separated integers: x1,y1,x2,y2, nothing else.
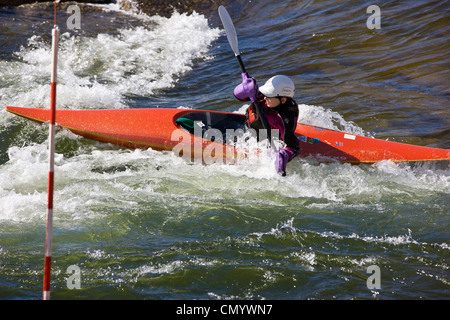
234,74,299,176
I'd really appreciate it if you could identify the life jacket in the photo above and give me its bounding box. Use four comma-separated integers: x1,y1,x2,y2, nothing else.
245,98,299,150
272,98,299,151
245,100,285,140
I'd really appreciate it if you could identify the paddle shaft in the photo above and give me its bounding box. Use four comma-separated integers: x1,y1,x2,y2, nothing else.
235,54,247,74
218,6,269,132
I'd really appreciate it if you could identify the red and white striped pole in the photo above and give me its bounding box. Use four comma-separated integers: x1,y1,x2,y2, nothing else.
43,3,59,300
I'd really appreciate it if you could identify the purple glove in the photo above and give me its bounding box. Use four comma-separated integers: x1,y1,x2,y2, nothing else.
275,149,289,176
234,73,258,101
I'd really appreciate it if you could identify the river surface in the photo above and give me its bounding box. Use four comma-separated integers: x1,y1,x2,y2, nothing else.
0,0,449,300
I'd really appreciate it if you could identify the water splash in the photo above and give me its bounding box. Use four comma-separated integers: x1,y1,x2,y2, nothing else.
0,10,220,110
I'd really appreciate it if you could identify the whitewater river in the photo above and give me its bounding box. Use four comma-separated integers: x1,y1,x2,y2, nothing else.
0,0,448,300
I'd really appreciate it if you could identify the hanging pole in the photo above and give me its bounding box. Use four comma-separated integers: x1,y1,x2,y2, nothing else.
43,1,59,301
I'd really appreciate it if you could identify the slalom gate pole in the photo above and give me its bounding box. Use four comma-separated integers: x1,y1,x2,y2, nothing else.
43,1,59,301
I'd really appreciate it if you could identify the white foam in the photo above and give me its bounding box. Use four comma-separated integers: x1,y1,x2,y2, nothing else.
374,160,450,193
0,144,55,222
92,0,142,17
298,103,370,136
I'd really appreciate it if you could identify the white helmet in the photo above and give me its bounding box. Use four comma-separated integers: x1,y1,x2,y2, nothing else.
259,75,295,98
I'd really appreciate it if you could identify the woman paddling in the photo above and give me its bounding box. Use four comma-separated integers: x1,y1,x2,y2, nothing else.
234,74,300,176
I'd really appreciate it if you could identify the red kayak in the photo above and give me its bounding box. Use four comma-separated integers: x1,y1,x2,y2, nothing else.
5,106,450,164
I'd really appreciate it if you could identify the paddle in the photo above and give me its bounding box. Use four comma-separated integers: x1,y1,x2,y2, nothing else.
218,6,269,132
